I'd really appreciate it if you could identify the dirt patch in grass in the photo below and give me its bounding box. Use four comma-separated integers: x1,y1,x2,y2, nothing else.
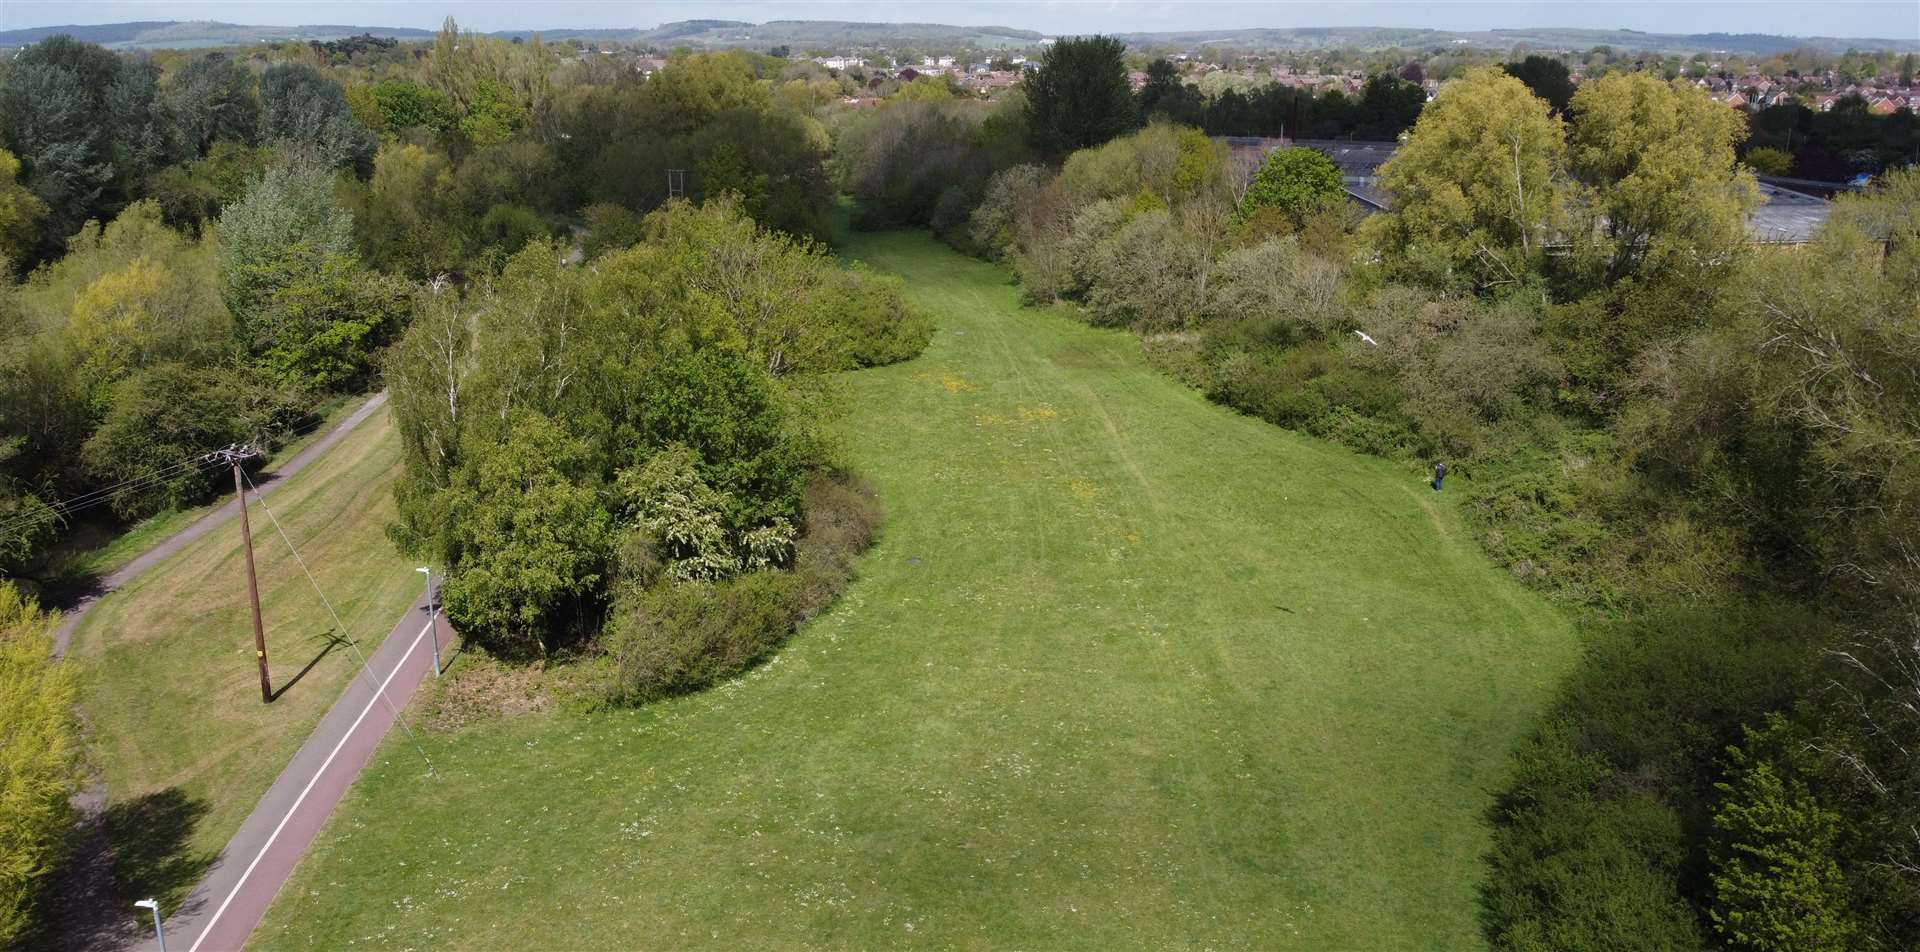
415,654,558,732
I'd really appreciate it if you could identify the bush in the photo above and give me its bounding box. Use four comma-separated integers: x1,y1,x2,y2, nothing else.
1239,146,1344,226
1083,208,1208,331
830,265,933,368
1483,732,1704,952
472,203,549,261
581,202,645,259
1481,603,1830,950
601,471,880,703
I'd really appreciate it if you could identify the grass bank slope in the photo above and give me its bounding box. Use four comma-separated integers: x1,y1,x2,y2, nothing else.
67,406,417,912
254,232,1574,950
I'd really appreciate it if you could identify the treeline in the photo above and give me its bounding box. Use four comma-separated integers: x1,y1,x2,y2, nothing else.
850,35,1920,949
1138,61,1426,139
0,20,887,582
1743,96,1920,179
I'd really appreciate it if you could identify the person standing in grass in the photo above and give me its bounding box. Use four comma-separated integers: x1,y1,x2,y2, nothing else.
1432,461,1447,492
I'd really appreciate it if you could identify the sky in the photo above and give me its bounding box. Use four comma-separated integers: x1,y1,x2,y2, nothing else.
2,0,1917,40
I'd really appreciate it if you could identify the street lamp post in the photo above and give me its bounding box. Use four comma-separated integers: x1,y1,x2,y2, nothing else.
417,566,441,677
134,898,165,952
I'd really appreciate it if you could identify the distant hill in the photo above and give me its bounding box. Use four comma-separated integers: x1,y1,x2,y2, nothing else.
0,20,432,50
1116,26,1920,55
490,20,1044,50
0,19,1911,55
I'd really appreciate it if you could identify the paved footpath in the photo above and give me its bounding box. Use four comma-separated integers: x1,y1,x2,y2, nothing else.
52,392,444,952
145,600,451,952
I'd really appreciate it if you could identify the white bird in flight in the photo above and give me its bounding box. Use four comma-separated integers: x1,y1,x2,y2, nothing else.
1352,330,1379,347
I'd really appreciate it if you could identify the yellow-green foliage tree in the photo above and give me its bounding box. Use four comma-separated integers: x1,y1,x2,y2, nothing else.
424,18,551,153
1059,122,1227,208
363,143,460,277
1568,73,1760,282
0,584,82,946
18,201,231,399
1372,67,1568,294
0,150,48,274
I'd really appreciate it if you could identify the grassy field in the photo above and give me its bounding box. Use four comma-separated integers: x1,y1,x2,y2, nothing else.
253,233,1576,950
65,404,419,913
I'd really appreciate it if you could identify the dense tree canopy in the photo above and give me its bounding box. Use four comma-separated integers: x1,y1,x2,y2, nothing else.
1503,54,1576,113
1022,36,1136,156
1372,67,1568,293
1568,72,1759,282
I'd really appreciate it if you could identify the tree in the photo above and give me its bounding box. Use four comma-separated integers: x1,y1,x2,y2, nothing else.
0,151,48,273
1137,58,1201,126
1023,35,1137,155
0,37,142,257
367,78,457,135
1372,67,1568,293
1239,146,1344,227
218,165,356,325
1709,715,1856,951
637,349,807,532
0,584,82,946
258,63,378,173
1568,73,1759,282
79,364,305,518
1353,73,1425,139
1503,54,1575,113
441,412,612,658
362,143,460,277
166,52,260,158
244,245,410,389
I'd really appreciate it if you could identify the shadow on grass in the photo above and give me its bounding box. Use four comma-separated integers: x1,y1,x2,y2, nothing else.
102,788,215,916
269,630,353,702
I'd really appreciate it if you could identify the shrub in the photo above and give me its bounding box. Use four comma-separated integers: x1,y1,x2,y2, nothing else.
1708,714,1857,951
971,164,1048,258
1083,208,1207,330
472,203,549,260
1482,603,1830,951
580,202,646,259
600,471,880,703
1483,732,1703,952
830,265,933,368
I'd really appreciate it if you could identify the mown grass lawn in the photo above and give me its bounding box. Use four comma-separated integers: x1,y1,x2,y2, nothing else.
66,404,419,913
253,232,1575,950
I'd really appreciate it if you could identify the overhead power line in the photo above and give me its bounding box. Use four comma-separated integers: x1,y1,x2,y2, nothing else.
0,407,352,539
241,469,435,774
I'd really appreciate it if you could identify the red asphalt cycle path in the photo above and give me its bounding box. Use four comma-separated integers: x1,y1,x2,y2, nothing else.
51,392,456,951
149,605,448,952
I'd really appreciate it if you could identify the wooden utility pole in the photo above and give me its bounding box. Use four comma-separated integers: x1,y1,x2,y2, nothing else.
219,445,271,704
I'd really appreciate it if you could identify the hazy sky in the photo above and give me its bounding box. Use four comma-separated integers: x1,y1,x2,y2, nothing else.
3,0,1918,40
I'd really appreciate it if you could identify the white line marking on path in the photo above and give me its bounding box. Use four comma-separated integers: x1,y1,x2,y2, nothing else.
186,620,432,952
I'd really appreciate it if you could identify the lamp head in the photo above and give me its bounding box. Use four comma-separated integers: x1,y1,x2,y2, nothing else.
134,898,158,910
417,566,431,575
